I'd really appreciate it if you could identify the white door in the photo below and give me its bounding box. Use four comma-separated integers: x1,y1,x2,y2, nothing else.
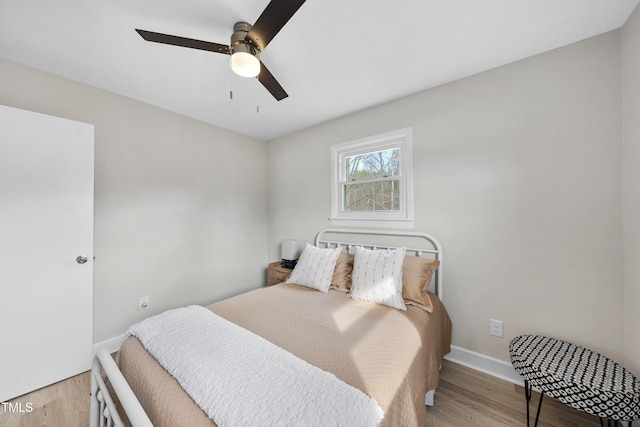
0,105,94,402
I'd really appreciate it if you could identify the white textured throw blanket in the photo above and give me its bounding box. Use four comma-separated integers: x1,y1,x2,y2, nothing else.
126,305,384,427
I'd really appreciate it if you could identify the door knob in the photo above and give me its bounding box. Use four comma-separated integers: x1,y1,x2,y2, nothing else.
76,255,88,264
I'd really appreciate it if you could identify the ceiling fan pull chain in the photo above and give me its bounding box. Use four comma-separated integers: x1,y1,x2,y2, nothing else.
229,67,234,100
256,76,260,113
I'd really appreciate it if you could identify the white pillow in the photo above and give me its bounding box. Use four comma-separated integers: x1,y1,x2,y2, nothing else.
349,246,407,310
286,243,342,292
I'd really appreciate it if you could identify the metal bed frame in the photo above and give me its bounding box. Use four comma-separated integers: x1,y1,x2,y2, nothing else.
315,228,444,301
90,228,445,426
90,349,152,427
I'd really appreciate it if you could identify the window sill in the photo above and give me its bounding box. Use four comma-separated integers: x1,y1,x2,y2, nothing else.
328,217,415,229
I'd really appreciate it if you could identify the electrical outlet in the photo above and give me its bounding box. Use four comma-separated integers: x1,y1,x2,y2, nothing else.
490,319,503,338
138,296,149,311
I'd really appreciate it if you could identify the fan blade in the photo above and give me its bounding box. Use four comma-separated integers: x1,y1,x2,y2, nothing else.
136,29,230,54
258,61,288,101
248,0,306,51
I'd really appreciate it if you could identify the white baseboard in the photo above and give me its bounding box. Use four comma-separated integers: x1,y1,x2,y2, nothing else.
92,334,126,357
444,345,524,386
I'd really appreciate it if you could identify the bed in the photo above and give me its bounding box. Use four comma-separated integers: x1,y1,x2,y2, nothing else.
90,229,452,427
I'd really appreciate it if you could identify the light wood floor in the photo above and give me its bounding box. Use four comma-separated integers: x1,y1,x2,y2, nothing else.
0,370,90,427
0,360,613,427
427,360,602,427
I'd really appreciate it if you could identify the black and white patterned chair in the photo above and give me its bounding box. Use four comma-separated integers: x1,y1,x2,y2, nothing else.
510,335,640,427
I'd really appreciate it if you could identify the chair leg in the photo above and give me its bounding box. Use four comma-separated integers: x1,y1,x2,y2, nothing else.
533,390,544,427
523,381,544,427
524,380,531,427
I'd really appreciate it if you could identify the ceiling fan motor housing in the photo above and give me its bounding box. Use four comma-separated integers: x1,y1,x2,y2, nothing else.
230,21,260,58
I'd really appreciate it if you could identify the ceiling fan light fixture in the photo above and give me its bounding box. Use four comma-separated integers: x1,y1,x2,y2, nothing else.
230,45,261,78
229,22,260,78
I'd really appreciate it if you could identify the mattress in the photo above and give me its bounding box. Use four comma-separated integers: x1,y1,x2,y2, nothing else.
117,282,452,426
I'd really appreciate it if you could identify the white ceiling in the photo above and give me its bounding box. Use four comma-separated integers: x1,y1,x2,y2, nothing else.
1,0,638,140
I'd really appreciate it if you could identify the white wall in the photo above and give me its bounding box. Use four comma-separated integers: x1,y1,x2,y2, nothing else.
2,12,636,376
622,4,640,375
0,58,269,343
268,31,625,364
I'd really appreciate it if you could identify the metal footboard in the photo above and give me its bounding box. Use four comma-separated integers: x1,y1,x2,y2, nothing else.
89,349,153,427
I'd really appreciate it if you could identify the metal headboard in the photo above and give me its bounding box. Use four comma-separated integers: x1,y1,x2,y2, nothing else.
315,228,444,301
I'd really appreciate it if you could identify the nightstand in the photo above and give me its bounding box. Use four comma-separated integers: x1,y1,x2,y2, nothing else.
267,261,293,286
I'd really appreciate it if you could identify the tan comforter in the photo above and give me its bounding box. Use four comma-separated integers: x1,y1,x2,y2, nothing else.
117,283,452,427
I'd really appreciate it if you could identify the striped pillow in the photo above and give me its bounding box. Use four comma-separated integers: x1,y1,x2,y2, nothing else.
349,246,407,310
286,243,342,292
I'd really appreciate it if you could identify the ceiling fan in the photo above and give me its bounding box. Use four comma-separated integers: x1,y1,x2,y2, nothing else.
135,0,306,101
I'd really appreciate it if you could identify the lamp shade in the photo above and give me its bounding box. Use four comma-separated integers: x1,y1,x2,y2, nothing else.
230,50,260,78
281,239,298,260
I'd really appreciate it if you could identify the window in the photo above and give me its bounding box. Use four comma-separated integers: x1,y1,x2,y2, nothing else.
330,128,413,227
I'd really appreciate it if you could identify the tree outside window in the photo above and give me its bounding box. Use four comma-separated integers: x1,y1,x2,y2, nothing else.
344,148,400,211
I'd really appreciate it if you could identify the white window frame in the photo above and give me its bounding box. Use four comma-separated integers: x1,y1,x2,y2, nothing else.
330,127,414,228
